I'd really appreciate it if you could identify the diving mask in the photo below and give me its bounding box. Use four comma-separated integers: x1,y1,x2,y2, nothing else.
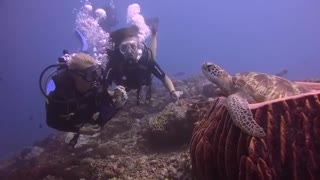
119,40,143,61
72,65,104,87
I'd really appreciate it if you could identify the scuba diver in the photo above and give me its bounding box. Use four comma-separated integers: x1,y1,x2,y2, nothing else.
105,18,183,105
99,0,118,32
39,52,127,146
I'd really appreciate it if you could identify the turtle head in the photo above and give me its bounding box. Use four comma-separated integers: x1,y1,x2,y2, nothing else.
202,62,233,93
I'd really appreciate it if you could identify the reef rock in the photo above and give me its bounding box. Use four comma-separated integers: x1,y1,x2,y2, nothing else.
142,99,197,148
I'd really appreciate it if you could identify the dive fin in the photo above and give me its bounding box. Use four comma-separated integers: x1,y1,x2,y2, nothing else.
145,17,159,34
75,28,89,53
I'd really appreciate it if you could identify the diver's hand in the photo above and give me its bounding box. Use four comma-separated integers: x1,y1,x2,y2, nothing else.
114,85,128,99
113,85,128,108
170,90,183,101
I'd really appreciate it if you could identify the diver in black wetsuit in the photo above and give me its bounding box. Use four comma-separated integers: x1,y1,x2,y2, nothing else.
105,18,183,105
40,52,127,145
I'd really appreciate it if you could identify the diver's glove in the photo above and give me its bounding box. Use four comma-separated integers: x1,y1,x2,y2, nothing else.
145,17,159,35
170,90,183,101
113,85,128,108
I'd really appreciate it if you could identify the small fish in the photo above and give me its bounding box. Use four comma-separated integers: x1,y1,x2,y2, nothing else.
38,123,43,128
275,69,288,77
172,72,186,77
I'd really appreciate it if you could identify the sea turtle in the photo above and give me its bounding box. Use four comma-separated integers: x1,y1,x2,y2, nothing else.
201,62,311,138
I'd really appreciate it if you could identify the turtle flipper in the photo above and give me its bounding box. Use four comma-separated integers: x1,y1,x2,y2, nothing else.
226,93,266,138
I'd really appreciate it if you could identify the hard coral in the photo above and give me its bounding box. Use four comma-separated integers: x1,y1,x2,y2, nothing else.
190,90,320,180
144,99,205,148
148,102,188,132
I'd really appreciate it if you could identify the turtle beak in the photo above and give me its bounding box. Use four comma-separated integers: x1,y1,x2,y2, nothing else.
202,63,211,75
202,62,212,71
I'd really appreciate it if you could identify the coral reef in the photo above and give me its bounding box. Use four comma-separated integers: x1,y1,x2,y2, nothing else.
0,74,212,180
2,73,320,180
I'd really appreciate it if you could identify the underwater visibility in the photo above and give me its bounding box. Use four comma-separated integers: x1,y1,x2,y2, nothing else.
0,0,320,179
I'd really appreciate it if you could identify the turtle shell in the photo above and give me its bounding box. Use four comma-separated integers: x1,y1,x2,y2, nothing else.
232,72,310,103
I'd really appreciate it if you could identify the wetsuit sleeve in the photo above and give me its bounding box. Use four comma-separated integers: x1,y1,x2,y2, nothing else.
94,90,119,127
96,101,118,127
148,60,166,80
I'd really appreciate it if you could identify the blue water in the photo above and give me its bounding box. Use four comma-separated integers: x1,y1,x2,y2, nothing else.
0,0,319,160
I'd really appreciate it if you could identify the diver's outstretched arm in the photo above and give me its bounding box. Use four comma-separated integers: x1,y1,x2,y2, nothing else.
162,75,183,100
162,74,175,92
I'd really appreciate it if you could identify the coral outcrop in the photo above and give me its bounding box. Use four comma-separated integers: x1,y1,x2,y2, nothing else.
0,74,213,180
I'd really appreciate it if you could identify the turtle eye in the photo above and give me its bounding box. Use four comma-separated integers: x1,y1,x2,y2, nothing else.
206,64,215,71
